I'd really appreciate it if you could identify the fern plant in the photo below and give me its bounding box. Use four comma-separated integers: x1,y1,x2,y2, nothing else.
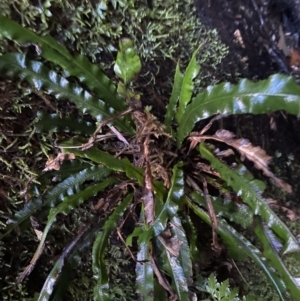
196,274,253,301
1,15,300,301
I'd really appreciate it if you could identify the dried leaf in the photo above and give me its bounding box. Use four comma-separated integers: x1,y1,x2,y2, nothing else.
43,153,75,171
158,228,182,257
269,115,277,131
240,56,248,63
133,108,171,143
43,156,60,171
109,125,129,145
150,162,171,188
93,198,106,211
195,162,221,177
290,47,300,69
234,29,245,48
190,130,292,193
197,114,223,136
202,177,220,252
266,198,299,221
282,208,298,221
214,148,235,158
34,229,43,241
215,130,292,193
30,216,43,241
277,25,290,57
149,246,177,299
142,138,155,225
186,175,220,252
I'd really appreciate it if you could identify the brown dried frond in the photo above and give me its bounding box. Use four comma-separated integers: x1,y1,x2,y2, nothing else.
266,198,299,221
43,153,75,171
142,136,155,225
190,129,292,193
213,130,292,193
158,227,182,257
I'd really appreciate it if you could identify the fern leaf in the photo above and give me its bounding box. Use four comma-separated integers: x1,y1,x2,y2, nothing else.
114,39,141,84
165,251,189,301
187,198,287,301
0,15,126,111
190,164,262,230
61,142,167,201
177,74,300,146
136,241,154,301
199,143,300,257
170,216,193,282
164,63,184,132
36,112,96,135
38,261,72,301
61,143,144,182
139,162,184,243
254,217,300,300
0,53,133,134
18,178,116,282
181,215,200,262
39,220,104,301
135,210,154,301
155,236,189,301
176,49,200,123
92,193,133,301
190,191,253,229
0,165,110,240
38,224,92,301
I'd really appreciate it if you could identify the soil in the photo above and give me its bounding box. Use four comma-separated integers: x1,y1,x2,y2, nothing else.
194,0,300,80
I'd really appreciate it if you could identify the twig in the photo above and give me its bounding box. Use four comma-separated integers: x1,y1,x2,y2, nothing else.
93,108,133,136
231,259,249,286
79,108,133,150
109,125,129,145
116,229,136,262
202,176,220,252
116,210,137,262
198,114,222,136
32,89,58,112
142,135,155,225
149,243,177,299
186,175,220,252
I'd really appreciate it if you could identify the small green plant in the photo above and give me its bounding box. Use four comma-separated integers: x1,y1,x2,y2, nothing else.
1,15,300,301
196,274,252,301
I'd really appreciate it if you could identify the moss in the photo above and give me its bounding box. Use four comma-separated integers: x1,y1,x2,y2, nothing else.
0,78,54,208
236,259,280,301
106,243,136,300
1,0,228,76
0,0,229,118
64,238,136,301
